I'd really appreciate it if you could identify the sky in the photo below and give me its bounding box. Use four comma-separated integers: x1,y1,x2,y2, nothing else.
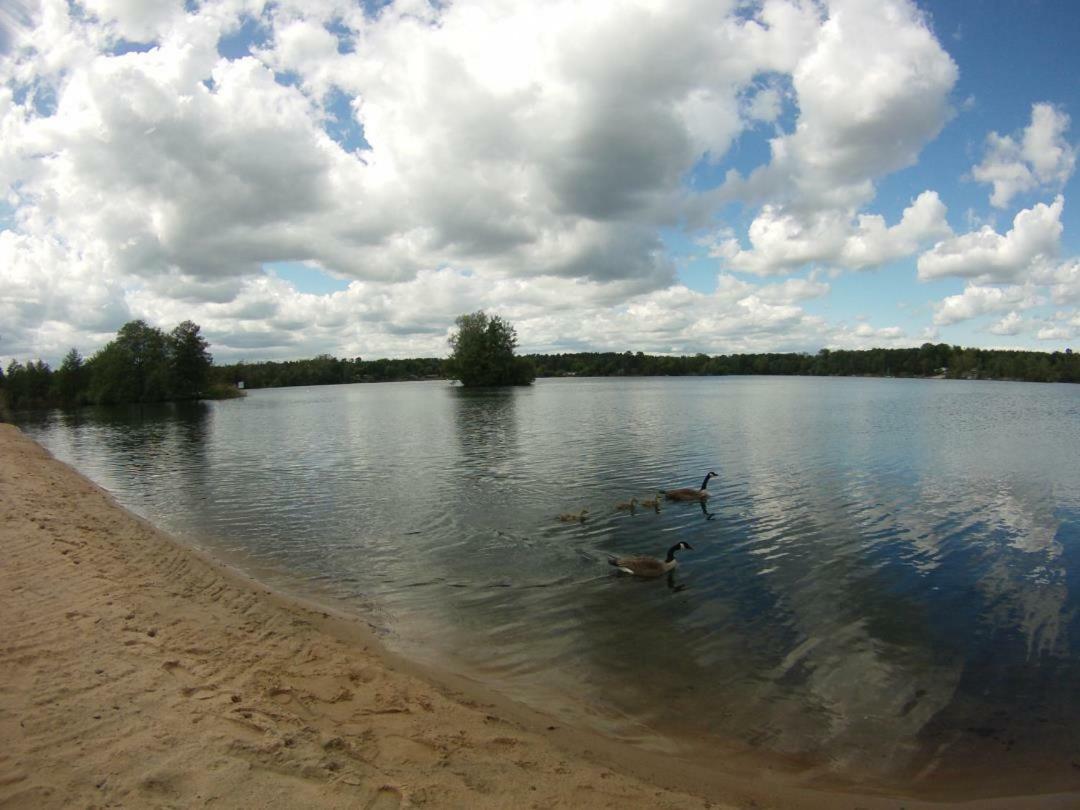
1,0,1079,367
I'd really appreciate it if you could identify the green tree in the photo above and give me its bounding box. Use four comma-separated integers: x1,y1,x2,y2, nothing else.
54,347,89,405
448,311,535,387
3,360,27,408
1,359,53,409
88,320,171,404
169,320,212,399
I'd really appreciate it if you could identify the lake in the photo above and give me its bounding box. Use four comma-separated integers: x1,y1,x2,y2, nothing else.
16,376,1080,796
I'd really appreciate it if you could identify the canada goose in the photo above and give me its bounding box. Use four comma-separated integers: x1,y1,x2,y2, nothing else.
557,509,589,523
608,541,694,578
615,497,638,512
663,471,718,502
641,492,663,511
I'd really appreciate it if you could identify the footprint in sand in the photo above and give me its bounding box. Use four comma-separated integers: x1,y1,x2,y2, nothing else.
366,785,402,810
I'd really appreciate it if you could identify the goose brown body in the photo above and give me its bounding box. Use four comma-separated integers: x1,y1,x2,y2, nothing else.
663,471,718,502
608,541,693,578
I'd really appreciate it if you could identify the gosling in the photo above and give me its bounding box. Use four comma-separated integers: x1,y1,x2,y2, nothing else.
557,509,589,523
640,492,663,511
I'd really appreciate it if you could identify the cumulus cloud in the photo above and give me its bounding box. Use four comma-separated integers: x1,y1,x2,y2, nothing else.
2,0,827,295
81,0,186,43
717,0,957,211
972,103,1077,209
840,191,953,268
917,196,1063,283
989,311,1024,336
1045,259,1080,305
1043,308,1080,343
921,206,1079,335
103,265,888,363
0,0,1010,367
744,84,784,124
826,321,909,349
717,205,849,275
719,190,951,275
932,284,1041,326
0,230,132,344
756,275,831,304
0,0,35,54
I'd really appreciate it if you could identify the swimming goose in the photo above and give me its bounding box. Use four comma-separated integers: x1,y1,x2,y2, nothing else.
608,541,694,578
557,509,589,523
615,497,638,512
663,471,718,502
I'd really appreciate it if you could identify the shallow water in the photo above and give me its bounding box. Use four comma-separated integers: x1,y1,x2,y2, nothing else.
17,376,1080,793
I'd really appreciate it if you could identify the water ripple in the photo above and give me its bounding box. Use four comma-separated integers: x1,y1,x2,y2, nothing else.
18,377,1080,790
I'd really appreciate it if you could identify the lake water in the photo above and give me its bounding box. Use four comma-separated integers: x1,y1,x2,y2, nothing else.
16,376,1080,796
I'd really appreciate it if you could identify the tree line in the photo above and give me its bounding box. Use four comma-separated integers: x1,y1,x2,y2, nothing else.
163,341,1080,391
3,323,1077,417
207,311,531,389
1,320,218,413
210,355,445,389
528,344,1079,382
120,341,1080,395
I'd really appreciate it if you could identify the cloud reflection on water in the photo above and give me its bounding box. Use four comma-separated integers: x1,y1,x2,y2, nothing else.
17,376,1080,790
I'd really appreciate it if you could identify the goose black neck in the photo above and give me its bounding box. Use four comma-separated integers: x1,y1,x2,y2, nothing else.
665,544,681,562
700,473,713,490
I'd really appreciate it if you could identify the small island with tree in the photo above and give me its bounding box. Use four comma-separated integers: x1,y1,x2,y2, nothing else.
447,311,536,387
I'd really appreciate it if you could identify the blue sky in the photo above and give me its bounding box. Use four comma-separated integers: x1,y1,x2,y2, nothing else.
1,0,1078,365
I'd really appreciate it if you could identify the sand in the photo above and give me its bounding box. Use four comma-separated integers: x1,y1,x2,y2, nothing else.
1,422,1076,810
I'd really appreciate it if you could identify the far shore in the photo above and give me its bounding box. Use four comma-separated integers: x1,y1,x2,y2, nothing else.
2,423,1077,809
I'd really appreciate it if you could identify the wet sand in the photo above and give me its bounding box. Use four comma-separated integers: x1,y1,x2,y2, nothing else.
0,423,1075,809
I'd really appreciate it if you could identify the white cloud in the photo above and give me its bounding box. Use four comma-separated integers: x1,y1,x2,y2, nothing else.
721,205,849,276
0,0,1044,368
0,0,35,54
1025,309,1079,344
1032,308,1075,343
972,103,1077,209
718,0,957,210
3,0,834,300
722,190,951,275
1036,325,1074,342
917,196,1064,283
840,191,952,268
745,85,783,123
989,311,1024,336
1045,259,1080,305
826,322,908,349
756,276,831,304
64,264,880,364
0,229,131,333
932,284,1041,326
80,0,187,43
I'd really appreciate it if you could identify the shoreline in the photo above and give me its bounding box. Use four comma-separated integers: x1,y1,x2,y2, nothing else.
1,423,1076,809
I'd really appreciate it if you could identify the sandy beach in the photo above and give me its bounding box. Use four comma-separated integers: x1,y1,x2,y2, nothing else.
1,422,1076,810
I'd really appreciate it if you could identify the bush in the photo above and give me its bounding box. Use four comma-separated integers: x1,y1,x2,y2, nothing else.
448,311,535,387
